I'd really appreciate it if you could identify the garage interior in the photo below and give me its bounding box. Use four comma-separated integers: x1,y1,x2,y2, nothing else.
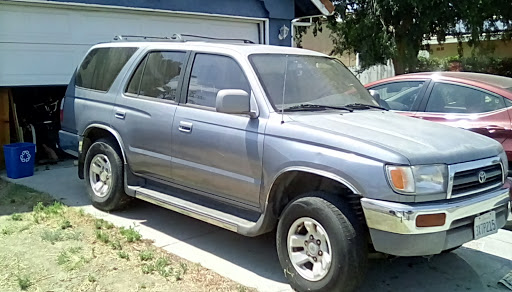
0,86,70,169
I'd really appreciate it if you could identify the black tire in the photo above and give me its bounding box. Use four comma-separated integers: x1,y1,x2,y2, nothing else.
276,192,367,292
84,138,130,211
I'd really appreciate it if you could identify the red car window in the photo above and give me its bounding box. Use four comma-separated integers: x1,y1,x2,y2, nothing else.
426,83,505,114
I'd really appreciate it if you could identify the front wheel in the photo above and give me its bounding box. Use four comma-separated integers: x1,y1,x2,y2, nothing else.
276,193,367,292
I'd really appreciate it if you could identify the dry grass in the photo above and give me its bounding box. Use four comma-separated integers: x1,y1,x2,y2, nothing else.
0,179,255,292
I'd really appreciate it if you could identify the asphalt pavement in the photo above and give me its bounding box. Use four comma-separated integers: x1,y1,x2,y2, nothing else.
2,162,512,292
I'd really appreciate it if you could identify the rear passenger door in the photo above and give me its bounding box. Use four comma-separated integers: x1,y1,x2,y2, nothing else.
170,53,265,208
112,50,188,181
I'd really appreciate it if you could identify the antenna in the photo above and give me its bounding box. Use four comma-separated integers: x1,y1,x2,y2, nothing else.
281,55,289,124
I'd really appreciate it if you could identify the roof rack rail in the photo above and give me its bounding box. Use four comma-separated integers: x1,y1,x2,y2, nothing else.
113,34,254,44
179,34,254,44
113,34,184,42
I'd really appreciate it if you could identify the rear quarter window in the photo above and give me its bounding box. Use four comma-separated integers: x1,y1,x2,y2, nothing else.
75,47,138,92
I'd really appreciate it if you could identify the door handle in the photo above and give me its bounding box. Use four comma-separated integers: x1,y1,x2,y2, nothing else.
178,121,193,133
115,111,126,120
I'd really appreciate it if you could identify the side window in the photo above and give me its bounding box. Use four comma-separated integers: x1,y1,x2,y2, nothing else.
126,51,186,100
187,54,250,108
370,81,425,111
126,55,147,95
76,47,137,91
425,83,505,113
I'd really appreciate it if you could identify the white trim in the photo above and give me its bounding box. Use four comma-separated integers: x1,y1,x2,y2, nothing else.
1,0,268,25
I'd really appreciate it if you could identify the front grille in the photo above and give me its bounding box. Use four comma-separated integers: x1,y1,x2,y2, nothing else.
451,163,503,197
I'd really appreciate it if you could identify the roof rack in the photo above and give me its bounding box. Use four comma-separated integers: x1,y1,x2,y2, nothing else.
113,33,254,44
113,34,184,42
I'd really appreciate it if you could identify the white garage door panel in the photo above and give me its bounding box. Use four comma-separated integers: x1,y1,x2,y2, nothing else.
0,43,87,86
0,1,264,86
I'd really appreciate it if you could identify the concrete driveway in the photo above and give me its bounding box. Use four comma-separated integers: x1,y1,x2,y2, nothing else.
3,163,512,292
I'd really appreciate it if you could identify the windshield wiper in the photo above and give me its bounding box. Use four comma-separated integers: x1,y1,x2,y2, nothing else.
344,103,389,111
283,104,354,112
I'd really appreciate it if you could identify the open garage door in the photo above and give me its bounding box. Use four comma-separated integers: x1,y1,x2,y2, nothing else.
0,0,266,86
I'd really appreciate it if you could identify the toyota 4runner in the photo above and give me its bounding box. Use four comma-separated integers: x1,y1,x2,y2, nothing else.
59,35,511,292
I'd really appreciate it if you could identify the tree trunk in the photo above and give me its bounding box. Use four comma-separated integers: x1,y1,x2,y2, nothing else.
393,38,407,75
392,58,406,75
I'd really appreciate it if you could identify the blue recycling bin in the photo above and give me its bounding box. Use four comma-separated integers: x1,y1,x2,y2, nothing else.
3,143,36,179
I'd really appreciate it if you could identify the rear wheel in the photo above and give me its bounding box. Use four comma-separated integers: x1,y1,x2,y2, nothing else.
84,138,130,211
276,192,367,292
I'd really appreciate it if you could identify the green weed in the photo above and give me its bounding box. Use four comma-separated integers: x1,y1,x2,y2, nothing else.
139,249,154,261
11,213,23,221
1,227,14,235
118,251,130,260
41,229,81,244
41,229,64,244
95,230,110,244
173,269,183,281
110,240,122,250
57,246,87,270
119,226,141,242
88,274,97,283
60,219,72,229
16,275,32,291
155,257,171,277
179,262,188,274
141,263,156,274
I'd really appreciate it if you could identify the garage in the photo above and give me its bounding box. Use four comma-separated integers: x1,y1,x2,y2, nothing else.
0,0,333,167
0,0,266,87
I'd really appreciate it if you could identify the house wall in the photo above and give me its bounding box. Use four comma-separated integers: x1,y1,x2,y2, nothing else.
428,40,512,59
300,25,357,66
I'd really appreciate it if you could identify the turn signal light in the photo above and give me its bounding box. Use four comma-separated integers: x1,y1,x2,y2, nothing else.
416,213,446,227
390,168,406,189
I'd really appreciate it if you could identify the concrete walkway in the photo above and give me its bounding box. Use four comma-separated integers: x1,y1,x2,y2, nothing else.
2,163,512,292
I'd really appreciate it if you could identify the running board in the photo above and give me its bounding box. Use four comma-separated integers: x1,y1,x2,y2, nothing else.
132,186,259,233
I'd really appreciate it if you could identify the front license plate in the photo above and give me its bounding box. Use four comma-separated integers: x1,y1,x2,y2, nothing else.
474,211,497,240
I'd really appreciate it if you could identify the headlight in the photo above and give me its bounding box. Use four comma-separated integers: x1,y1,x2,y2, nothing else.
386,164,447,195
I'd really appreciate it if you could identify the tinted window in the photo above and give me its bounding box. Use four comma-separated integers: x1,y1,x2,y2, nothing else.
426,83,505,113
126,51,186,100
370,81,425,111
187,54,250,108
76,47,137,91
126,55,147,95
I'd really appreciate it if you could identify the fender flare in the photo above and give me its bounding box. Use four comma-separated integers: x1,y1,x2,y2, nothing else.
82,124,127,162
264,166,362,210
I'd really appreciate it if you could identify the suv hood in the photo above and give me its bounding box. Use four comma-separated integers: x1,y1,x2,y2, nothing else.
288,111,503,165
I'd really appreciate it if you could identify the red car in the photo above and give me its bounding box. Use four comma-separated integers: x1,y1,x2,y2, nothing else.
365,72,512,175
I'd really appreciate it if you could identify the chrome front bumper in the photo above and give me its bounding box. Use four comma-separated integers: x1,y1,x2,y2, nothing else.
361,187,511,256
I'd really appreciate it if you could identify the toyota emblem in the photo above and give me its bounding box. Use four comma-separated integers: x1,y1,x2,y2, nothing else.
478,171,487,183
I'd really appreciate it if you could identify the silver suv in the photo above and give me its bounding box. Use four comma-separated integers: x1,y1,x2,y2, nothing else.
60,35,511,292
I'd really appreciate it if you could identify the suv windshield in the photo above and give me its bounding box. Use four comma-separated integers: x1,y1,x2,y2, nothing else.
249,54,378,111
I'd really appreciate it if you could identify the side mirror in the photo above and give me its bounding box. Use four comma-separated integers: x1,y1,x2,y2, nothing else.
369,89,381,101
216,89,257,118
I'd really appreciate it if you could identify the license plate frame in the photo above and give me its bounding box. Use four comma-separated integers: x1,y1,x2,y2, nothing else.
473,211,497,240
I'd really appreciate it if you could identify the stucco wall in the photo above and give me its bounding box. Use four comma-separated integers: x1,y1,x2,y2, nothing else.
299,26,357,66
429,40,512,59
